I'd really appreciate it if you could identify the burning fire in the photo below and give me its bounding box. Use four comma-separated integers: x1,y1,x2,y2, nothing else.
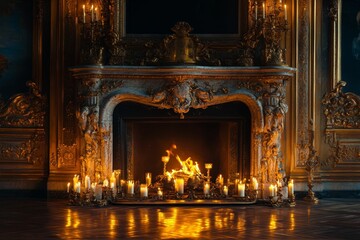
163,145,203,181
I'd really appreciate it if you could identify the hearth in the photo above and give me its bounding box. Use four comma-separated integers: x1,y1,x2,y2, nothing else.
113,101,251,182
70,65,295,199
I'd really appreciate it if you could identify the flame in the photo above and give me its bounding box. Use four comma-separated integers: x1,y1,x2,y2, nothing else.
163,145,202,181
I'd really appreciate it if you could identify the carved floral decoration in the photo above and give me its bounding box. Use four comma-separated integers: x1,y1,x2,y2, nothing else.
322,81,360,129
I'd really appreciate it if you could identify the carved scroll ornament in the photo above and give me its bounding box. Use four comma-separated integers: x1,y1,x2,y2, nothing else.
0,81,46,127
322,81,360,129
151,79,215,118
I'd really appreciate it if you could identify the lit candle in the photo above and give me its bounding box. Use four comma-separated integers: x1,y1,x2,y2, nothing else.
145,172,152,186
288,179,294,197
238,182,245,197
110,172,116,190
157,188,163,199
95,7,98,21
255,1,258,20
234,179,240,195
103,178,109,187
95,184,102,200
269,184,275,197
76,182,81,193
67,182,70,193
175,178,184,194
223,186,228,197
218,174,224,186
73,174,79,192
82,5,86,23
140,184,148,198
91,5,94,22
91,183,96,192
284,4,287,21
204,182,210,196
85,175,91,190
263,2,266,18
127,180,134,195
252,177,259,190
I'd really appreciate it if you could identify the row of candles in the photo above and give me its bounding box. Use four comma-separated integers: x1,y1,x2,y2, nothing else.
268,179,295,198
254,1,288,21
68,172,294,200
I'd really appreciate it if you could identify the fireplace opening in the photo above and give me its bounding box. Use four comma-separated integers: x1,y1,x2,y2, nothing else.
113,101,251,184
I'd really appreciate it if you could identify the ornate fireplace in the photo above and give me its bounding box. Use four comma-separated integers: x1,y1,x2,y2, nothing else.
70,65,295,194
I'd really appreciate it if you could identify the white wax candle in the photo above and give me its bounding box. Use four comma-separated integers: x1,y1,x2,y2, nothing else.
95,7,98,21
103,178,109,187
110,173,116,189
82,5,86,23
263,2,266,18
91,5,94,22
85,175,91,190
218,174,224,186
204,182,210,195
146,173,152,186
223,186,228,196
284,4,287,20
255,1,258,20
269,184,275,197
238,182,245,197
175,178,184,194
127,181,134,195
91,183,96,192
254,178,259,190
67,182,70,193
95,184,102,200
288,180,294,197
157,188,163,198
73,174,79,192
76,182,81,193
140,184,148,198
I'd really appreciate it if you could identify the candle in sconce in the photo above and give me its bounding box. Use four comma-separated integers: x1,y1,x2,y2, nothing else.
67,182,70,193
238,182,245,197
94,7,98,21
262,2,265,18
255,1,258,20
127,180,134,195
284,4,287,20
204,182,210,196
223,186,228,197
175,178,184,194
145,172,152,186
140,184,148,198
82,5,86,23
91,4,94,22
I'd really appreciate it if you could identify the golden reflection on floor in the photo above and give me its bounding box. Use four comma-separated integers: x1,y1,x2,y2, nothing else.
1,198,360,239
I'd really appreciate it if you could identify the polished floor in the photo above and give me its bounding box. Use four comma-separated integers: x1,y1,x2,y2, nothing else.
0,197,359,239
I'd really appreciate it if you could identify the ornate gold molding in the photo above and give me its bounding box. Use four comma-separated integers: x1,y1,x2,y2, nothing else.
0,130,45,165
0,81,46,128
322,81,360,129
57,143,77,168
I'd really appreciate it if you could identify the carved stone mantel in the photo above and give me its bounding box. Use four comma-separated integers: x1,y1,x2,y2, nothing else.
70,65,296,185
